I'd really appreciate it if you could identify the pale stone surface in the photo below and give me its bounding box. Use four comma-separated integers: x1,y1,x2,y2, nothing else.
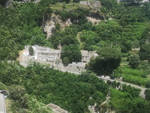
18,45,98,74
0,93,6,113
43,14,72,39
88,104,97,113
87,17,101,24
47,103,68,113
44,19,56,39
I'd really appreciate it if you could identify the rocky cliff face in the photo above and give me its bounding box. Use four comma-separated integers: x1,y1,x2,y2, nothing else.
43,14,72,39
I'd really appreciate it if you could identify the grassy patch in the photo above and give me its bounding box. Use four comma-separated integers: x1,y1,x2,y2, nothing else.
110,88,150,113
50,2,89,12
114,66,150,86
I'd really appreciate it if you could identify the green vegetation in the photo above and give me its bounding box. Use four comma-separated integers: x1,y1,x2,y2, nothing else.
0,0,8,6
0,1,52,60
145,89,150,101
29,46,34,56
1,0,150,112
0,82,8,90
128,54,140,68
87,47,121,75
0,62,108,113
110,88,150,113
61,44,81,65
114,66,150,86
140,44,150,61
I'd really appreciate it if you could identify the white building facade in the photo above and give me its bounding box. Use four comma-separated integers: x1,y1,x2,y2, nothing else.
19,45,98,74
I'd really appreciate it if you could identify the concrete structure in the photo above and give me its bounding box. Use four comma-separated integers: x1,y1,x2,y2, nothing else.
81,50,98,63
47,103,68,113
18,45,98,74
0,93,6,113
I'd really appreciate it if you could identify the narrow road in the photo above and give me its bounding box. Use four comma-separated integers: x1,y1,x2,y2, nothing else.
97,76,147,99
0,93,6,113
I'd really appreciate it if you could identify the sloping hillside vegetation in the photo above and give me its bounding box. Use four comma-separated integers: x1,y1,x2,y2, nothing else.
1,0,150,112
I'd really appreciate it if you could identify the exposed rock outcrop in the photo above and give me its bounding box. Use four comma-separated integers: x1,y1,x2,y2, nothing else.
43,19,55,39
87,17,101,24
43,14,72,39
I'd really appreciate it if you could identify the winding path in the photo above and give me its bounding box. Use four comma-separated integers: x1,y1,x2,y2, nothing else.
97,76,147,99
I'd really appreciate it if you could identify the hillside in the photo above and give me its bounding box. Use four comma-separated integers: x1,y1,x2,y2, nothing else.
0,0,150,113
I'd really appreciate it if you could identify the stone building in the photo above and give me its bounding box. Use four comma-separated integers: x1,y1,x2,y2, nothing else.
81,50,98,63
18,45,98,74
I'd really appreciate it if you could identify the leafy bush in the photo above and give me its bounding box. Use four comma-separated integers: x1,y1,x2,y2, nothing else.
110,89,150,113
61,44,81,65
29,46,34,56
9,85,28,108
114,66,150,86
79,30,99,50
0,0,8,6
140,43,150,61
146,81,150,88
145,89,150,101
87,47,121,75
0,82,7,90
128,54,140,68
121,85,140,97
0,62,108,113
27,96,53,113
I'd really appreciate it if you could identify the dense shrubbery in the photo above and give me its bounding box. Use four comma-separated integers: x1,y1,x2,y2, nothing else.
110,89,150,113
0,0,8,6
87,47,121,75
0,2,52,60
0,82,8,90
79,30,99,50
0,62,108,113
121,85,141,97
9,85,52,113
114,66,150,86
61,44,81,65
55,8,89,23
1,0,150,113
145,89,150,101
23,65,108,113
128,54,140,68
